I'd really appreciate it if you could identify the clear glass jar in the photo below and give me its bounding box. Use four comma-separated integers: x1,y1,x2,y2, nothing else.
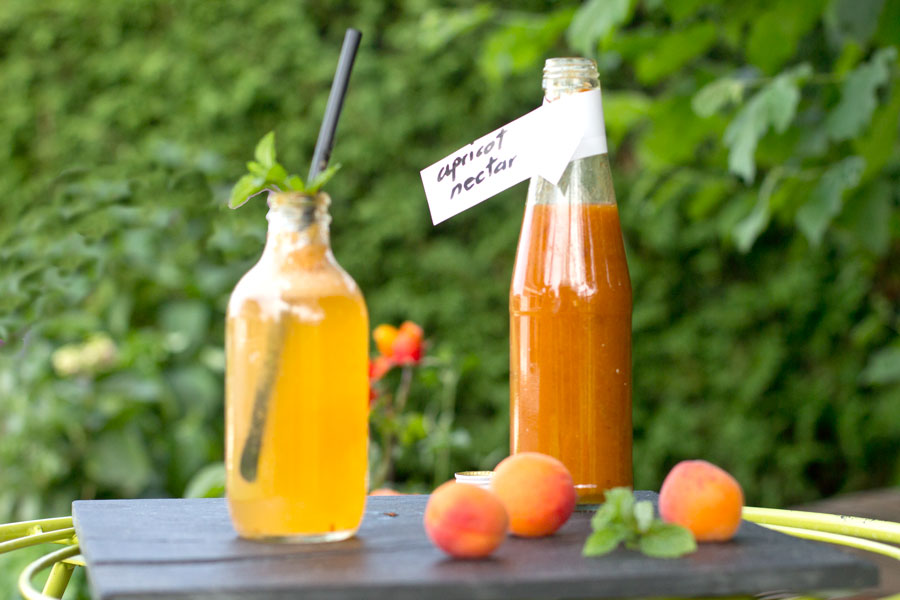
510,58,633,503
225,191,369,541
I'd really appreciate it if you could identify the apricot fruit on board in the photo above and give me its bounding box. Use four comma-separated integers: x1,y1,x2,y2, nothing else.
424,481,508,558
491,452,577,537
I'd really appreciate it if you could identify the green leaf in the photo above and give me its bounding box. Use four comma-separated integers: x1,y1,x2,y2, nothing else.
637,95,725,171
746,0,822,74
583,527,627,557
635,23,717,84
662,0,708,22
733,193,770,252
254,131,276,168
639,522,697,558
600,487,635,523
732,168,783,252
265,162,288,187
285,174,305,190
692,77,745,117
860,346,900,385
874,0,900,46
840,180,892,255
566,0,634,56
634,500,654,534
825,0,885,45
479,9,575,83
854,83,900,180
603,91,652,146
795,156,865,245
418,6,495,53
184,462,226,498
826,47,897,141
228,174,265,209
590,499,618,530
307,164,342,193
84,427,153,497
723,65,810,182
160,300,210,351
247,161,267,177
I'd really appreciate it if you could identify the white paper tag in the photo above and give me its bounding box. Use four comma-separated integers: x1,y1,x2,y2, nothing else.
420,89,607,225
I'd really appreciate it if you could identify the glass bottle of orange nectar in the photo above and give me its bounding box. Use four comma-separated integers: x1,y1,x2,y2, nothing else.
225,190,369,542
510,58,633,504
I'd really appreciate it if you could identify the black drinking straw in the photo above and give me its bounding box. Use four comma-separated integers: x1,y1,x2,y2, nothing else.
239,28,363,484
308,28,362,182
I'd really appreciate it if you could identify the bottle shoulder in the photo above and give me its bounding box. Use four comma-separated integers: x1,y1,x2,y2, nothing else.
228,255,364,316
526,153,616,206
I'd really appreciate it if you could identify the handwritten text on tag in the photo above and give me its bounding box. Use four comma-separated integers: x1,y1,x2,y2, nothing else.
420,90,607,225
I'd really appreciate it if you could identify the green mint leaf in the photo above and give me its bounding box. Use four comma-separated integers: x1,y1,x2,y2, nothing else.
638,522,697,559
254,131,276,168
265,163,289,188
247,161,267,177
582,527,627,557
633,500,654,534
611,488,636,530
590,501,618,529
286,175,305,191
307,164,341,193
229,174,265,209
591,487,632,529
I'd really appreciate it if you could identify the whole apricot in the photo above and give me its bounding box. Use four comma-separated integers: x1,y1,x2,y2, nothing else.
491,452,576,537
424,481,508,558
658,460,744,542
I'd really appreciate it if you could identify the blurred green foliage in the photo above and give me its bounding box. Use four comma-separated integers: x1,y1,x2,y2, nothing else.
0,0,898,538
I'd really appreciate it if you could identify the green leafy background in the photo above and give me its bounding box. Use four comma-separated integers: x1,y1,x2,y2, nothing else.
1,0,899,590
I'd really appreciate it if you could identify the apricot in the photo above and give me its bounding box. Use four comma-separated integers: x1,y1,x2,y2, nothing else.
424,481,508,558
491,452,576,537
658,459,744,542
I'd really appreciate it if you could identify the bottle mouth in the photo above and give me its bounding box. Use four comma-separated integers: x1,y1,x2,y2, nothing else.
267,190,330,209
266,190,331,230
542,57,600,98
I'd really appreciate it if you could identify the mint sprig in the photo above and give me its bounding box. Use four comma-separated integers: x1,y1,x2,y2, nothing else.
583,487,697,559
228,131,341,209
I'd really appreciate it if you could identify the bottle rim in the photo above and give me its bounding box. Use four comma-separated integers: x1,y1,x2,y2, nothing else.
543,57,598,78
267,189,331,209
266,190,331,230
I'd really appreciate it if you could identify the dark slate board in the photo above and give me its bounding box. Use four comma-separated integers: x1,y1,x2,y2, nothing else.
73,493,878,600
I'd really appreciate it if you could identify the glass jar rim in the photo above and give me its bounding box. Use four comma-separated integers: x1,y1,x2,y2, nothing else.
267,189,331,208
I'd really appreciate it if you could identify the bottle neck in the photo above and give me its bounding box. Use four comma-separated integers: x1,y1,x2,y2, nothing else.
262,191,333,264
529,57,615,207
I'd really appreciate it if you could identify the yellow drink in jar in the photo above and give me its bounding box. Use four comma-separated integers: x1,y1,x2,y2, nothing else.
225,192,368,541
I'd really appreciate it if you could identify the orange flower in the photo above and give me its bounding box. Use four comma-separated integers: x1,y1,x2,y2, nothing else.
392,321,424,365
369,355,394,382
373,324,399,357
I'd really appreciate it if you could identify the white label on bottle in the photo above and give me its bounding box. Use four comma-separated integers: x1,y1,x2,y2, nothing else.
420,89,607,225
